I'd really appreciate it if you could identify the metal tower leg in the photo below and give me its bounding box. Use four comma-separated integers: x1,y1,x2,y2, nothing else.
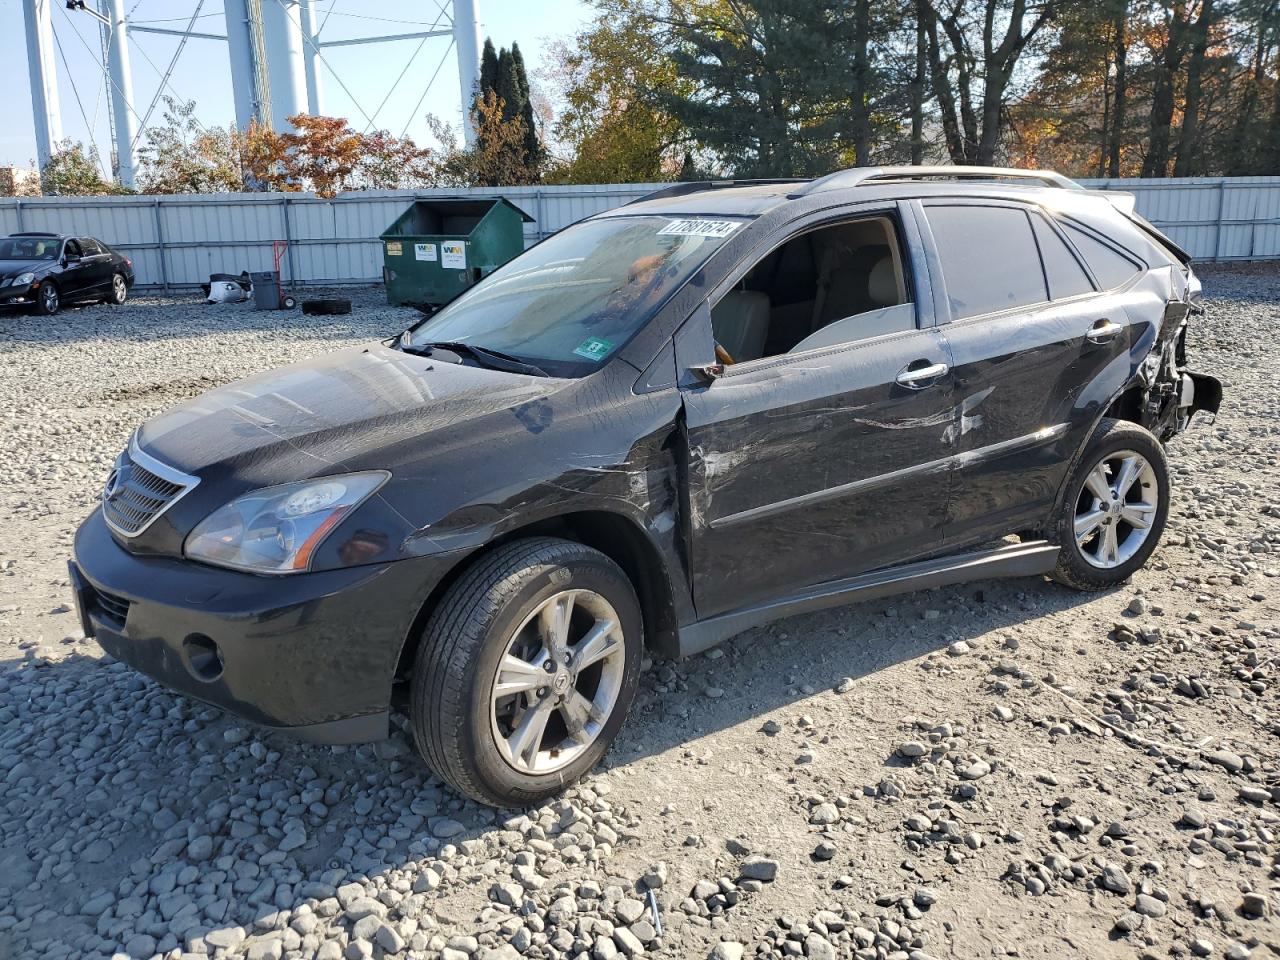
99,0,137,188
22,0,62,171
262,0,306,129
453,0,482,146
299,0,323,115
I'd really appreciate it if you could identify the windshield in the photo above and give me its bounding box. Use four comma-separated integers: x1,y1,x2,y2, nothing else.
0,237,60,260
405,214,745,377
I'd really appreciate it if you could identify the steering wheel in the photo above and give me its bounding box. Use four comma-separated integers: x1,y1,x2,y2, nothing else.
714,343,736,366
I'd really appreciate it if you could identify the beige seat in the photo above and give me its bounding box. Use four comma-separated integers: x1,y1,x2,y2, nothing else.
711,290,771,362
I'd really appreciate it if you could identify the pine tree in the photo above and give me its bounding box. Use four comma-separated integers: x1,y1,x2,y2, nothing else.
659,0,888,177
494,48,524,122
511,43,543,177
479,39,500,100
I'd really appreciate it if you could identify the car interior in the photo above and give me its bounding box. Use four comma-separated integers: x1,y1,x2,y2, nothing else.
710,215,914,364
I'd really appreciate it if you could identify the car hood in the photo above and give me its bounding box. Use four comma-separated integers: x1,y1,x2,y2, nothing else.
135,344,563,484
0,260,50,277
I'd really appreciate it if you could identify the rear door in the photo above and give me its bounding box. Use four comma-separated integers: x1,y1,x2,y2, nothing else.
78,238,114,292
680,204,957,619
917,199,1138,548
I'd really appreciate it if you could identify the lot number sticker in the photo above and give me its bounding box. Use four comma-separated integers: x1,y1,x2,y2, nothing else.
573,337,615,362
657,219,741,238
441,241,467,269
414,242,437,261
385,240,403,256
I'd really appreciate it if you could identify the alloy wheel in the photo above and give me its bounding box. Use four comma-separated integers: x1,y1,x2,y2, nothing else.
489,589,626,775
113,275,127,303
42,286,58,312
1072,449,1159,569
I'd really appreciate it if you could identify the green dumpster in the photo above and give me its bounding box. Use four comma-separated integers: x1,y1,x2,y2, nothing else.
380,197,533,309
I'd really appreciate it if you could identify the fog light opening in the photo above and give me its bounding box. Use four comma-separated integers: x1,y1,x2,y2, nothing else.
182,634,224,682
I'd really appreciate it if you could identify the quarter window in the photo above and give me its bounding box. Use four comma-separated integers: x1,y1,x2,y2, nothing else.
924,205,1048,320
1030,214,1094,300
1061,223,1143,290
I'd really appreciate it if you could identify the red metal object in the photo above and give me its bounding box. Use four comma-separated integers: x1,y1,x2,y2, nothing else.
272,241,289,302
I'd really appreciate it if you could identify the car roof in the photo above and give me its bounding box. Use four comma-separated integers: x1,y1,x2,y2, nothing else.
605,166,1096,218
8,232,63,239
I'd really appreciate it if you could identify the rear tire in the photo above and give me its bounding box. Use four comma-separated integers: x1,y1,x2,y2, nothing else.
106,273,128,305
35,282,59,316
1051,417,1170,591
410,537,643,807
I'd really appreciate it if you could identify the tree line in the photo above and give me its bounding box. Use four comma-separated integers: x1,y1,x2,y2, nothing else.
548,0,1279,181
13,0,1278,196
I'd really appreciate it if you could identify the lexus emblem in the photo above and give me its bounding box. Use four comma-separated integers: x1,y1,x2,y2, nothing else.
103,467,125,501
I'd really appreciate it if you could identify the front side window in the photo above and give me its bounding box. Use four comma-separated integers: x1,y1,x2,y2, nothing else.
64,239,83,259
406,215,743,377
924,205,1048,320
709,214,915,364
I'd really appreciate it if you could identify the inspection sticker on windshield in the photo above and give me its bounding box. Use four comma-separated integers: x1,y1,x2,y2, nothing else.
657,219,741,239
573,337,615,362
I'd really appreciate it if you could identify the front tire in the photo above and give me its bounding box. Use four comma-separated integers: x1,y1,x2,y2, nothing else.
35,282,59,316
1051,417,1170,591
410,537,643,807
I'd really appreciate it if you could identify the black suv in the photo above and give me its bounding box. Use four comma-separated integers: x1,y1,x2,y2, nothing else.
0,232,134,314
70,167,1220,806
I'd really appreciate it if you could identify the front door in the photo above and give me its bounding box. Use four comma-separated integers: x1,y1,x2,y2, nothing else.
59,238,93,297
678,207,957,619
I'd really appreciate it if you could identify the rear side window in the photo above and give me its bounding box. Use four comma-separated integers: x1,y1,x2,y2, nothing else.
1030,214,1094,300
80,238,103,255
1061,223,1143,290
924,205,1048,320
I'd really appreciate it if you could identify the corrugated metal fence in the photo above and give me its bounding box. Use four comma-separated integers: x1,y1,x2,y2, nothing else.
0,176,1275,290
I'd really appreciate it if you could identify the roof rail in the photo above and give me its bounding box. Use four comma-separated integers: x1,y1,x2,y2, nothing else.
9,231,61,238
789,165,1082,197
628,178,809,205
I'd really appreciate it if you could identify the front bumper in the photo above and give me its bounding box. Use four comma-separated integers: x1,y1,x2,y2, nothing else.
71,508,456,743
0,281,36,305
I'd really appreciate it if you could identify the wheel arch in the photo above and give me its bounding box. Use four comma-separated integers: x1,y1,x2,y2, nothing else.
393,508,681,686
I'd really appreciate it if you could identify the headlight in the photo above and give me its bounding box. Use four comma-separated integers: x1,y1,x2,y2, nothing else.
13,273,35,286
184,472,388,574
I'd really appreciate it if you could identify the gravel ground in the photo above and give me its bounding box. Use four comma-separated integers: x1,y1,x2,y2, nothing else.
0,271,1277,960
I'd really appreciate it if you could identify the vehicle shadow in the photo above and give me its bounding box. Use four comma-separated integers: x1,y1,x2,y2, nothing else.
0,571,1105,957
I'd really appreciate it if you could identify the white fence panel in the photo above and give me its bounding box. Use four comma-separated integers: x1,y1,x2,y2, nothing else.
0,177,1275,290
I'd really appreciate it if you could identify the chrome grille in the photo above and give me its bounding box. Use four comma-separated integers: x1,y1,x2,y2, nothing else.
91,587,131,624
102,439,198,538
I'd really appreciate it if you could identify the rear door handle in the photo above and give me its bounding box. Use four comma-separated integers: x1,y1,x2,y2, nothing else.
896,361,950,387
1086,319,1124,343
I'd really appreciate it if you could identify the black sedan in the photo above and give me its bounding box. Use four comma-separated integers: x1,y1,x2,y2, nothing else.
0,232,134,315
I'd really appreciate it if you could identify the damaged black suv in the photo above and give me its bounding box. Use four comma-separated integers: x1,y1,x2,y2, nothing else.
71,167,1221,806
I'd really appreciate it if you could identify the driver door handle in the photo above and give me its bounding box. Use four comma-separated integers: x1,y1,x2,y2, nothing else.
896,361,950,387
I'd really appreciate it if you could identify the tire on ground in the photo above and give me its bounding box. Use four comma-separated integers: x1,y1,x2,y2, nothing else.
409,536,643,807
1051,416,1170,592
301,297,352,315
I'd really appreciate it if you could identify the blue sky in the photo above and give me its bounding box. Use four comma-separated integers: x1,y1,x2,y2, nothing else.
0,0,594,171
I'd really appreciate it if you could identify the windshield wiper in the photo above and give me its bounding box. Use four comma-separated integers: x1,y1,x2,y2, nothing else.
400,339,550,377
